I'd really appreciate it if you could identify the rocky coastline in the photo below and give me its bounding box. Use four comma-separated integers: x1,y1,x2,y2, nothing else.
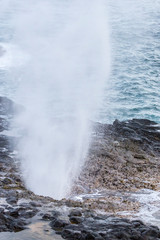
0,96,160,239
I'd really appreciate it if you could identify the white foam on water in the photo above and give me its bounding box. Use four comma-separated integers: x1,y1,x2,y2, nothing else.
131,190,160,227
72,188,160,228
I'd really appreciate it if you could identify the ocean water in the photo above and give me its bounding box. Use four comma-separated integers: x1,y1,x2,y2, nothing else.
0,0,159,125
100,0,160,123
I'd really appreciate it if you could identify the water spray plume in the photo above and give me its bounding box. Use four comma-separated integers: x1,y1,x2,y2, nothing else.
4,0,110,199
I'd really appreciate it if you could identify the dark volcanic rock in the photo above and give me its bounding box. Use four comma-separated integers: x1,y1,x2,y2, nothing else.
53,213,160,240
6,196,18,205
50,219,69,230
0,96,160,239
69,209,82,217
0,211,28,232
61,229,82,239
112,118,160,151
69,216,84,224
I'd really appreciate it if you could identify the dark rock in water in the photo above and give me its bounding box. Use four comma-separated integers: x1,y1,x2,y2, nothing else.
0,211,28,232
61,229,82,239
51,210,61,218
50,219,69,231
6,196,18,205
17,207,38,219
58,214,160,240
9,209,19,218
69,209,82,217
29,201,42,207
84,232,104,240
69,216,84,224
42,210,60,221
42,213,53,221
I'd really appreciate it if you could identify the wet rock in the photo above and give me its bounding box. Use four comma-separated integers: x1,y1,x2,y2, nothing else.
7,219,27,232
42,210,60,221
54,213,160,240
42,213,54,221
2,177,12,185
112,118,160,150
9,209,19,218
29,201,42,207
0,211,28,232
69,209,82,217
18,207,38,219
0,212,7,225
141,227,160,238
0,96,160,239
6,196,18,205
61,229,82,240
86,233,104,240
69,216,84,224
51,210,60,218
50,219,69,230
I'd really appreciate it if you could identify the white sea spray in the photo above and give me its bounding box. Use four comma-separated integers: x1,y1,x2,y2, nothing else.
1,0,110,199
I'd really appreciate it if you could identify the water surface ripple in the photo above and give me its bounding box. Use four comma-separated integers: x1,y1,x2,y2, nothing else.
100,0,160,123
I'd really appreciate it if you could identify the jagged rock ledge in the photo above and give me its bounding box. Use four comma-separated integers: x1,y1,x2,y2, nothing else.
0,96,160,240
75,118,160,193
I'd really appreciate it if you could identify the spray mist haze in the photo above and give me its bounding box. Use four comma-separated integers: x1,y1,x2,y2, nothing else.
5,0,110,199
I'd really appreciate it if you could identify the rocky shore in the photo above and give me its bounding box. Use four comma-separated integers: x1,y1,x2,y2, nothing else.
77,118,160,193
0,96,160,240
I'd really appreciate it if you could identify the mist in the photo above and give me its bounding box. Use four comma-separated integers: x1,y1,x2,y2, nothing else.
4,0,110,199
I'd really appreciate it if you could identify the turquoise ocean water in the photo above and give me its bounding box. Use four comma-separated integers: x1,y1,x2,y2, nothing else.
0,0,160,123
